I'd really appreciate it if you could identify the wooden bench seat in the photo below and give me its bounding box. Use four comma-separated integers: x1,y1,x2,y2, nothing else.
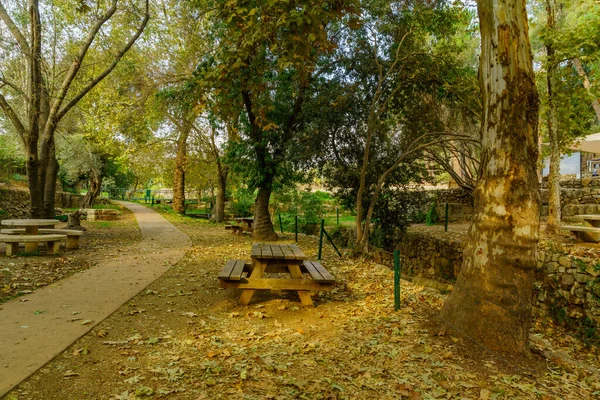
302,260,336,283
218,260,252,281
0,234,67,256
224,225,244,234
561,225,600,243
1,228,83,249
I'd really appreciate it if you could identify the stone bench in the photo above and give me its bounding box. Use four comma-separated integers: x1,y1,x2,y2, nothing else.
561,225,600,243
1,228,83,249
0,234,67,256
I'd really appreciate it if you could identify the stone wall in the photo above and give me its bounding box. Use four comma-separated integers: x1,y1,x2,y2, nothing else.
397,230,600,331
0,185,84,218
431,184,600,220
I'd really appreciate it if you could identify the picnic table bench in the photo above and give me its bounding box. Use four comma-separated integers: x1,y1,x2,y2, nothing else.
562,214,600,243
218,243,335,307
0,234,67,256
224,225,244,234
1,228,83,249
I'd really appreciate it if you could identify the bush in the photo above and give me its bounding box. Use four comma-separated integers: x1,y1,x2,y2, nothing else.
369,188,429,251
229,187,255,217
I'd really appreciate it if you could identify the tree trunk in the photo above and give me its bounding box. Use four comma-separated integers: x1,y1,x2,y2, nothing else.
82,171,103,209
573,58,600,122
211,162,228,223
43,147,59,217
438,0,540,354
545,0,561,234
172,124,190,214
253,181,277,241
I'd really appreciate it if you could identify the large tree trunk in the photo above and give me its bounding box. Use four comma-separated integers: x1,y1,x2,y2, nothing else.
545,0,561,234
82,171,103,209
573,58,600,122
211,162,228,223
438,0,540,354
253,180,277,241
172,124,190,214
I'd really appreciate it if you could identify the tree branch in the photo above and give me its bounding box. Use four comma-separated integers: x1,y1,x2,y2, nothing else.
0,92,26,140
0,1,30,54
54,0,150,123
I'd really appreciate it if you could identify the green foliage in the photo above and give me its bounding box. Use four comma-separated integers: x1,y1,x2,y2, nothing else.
275,188,327,227
369,188,430,250
426,203,439,226
229,187,255,217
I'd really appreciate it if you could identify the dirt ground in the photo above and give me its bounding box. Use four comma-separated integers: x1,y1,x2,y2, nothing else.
2,210,600,399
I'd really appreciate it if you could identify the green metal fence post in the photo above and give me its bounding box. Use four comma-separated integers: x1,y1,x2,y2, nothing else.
295,215,298,242
444,202,449,232
394,249,401,311
151,196,155,206
279,214,283,233
318,219,325,261
336,207,339,225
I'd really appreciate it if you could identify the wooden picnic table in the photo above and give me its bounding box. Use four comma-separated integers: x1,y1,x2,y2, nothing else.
235,217,254,232
1,219,61,252
219,243,334,307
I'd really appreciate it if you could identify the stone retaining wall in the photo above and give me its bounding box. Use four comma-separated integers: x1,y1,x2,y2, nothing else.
0,185,84,218
397,230,600,332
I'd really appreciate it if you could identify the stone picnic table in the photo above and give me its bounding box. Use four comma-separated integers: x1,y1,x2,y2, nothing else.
218,243,335,307
0,219,63,254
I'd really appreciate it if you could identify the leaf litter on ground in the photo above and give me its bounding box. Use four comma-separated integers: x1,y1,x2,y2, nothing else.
5,216,600,400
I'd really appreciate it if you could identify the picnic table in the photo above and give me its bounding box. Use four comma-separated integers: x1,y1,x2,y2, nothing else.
1,219,62,252
218,243,334,307
235,217,254,232
562,214,600,243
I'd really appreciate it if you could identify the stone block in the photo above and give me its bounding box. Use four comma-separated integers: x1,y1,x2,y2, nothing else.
546,262,558,273
574,273,592,284
561,274,575,287
558,256,572,268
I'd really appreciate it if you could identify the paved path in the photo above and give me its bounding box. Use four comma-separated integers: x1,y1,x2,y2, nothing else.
0,202,191,396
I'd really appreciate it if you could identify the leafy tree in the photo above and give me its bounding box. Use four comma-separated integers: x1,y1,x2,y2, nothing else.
300,0,479,252
198,0,359,240
0,0,149,217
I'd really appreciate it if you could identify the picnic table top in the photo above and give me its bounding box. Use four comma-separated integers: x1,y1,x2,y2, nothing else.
1,219,60,227
251,243,306,261
236,217,254,222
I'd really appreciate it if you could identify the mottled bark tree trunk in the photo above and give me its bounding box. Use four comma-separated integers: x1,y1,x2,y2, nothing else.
253,179,277,241
573,58,600,122
82,170,103,209
172,123,190,214
545,0,561,234
438,0,540,354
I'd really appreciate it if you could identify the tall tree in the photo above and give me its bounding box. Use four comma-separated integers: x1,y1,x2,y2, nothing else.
438,0,540,354
201,0,357,240
0,0,148,217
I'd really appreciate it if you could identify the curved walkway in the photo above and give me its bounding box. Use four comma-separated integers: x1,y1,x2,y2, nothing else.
0,202,191,396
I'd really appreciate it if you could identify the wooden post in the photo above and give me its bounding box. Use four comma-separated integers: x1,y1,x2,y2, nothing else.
318,219,324,261
394,249,401,311
444,203,449,232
